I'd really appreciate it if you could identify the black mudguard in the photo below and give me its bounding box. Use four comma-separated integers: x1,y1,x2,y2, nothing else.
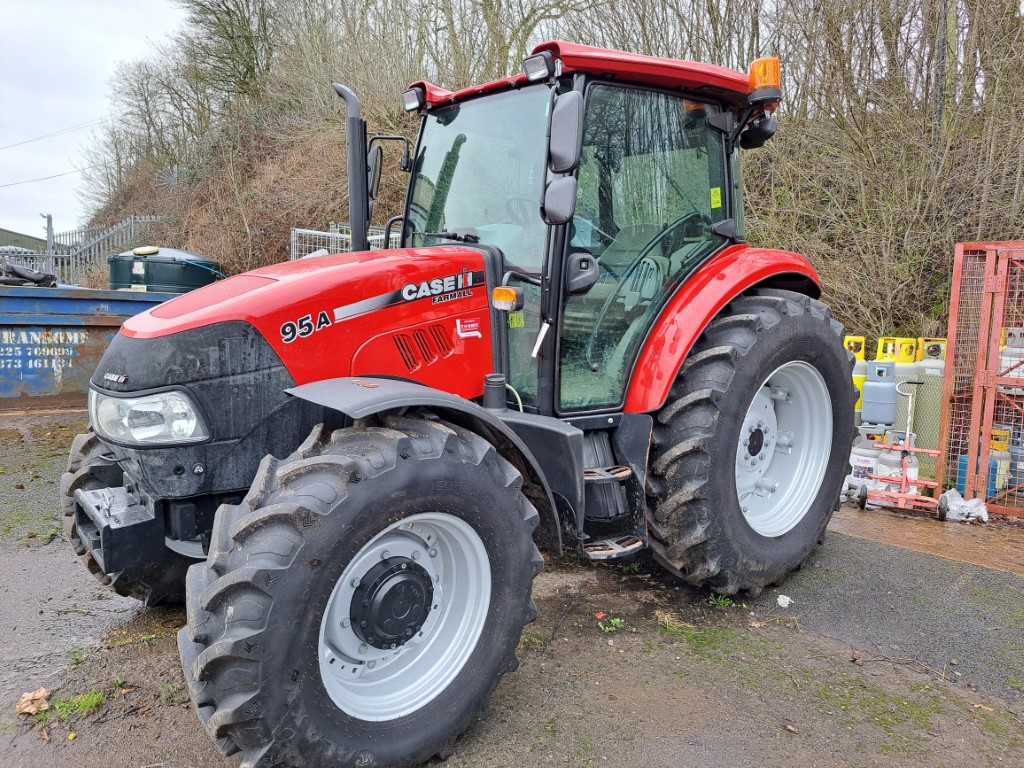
287,376,563,553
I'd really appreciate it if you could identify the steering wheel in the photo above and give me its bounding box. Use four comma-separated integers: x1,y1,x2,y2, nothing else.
583,212,708,371
505,195,535,226
570,215,616,250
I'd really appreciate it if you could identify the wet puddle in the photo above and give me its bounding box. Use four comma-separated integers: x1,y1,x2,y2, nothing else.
830,503,1024,577
0,540,141,702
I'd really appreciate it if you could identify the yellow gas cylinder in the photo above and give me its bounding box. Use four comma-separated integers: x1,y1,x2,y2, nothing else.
877,337,919,430
992,429,1012,491
846,335,867,423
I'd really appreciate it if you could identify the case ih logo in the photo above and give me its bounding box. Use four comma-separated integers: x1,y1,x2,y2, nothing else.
321,267,485,331
401,267,475,305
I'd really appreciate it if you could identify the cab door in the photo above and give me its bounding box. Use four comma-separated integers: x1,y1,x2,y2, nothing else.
558,84,732,412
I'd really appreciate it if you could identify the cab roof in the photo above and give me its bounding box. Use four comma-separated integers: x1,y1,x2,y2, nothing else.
409,40,753,109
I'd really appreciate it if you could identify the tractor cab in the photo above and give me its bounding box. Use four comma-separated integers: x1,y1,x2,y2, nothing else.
374,42,782,417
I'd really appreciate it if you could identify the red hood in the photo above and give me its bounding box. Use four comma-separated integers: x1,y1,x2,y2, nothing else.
122,246,484,338
119,245,495,396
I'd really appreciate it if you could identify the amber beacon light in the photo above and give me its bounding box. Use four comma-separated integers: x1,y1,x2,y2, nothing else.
747,56,781,110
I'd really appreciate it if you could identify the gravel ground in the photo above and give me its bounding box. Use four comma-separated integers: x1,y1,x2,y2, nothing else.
770,530,1024,703
1,410,1022,767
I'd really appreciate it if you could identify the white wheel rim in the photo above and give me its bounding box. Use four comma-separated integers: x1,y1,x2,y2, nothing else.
734,361,833,537
318,512,490,721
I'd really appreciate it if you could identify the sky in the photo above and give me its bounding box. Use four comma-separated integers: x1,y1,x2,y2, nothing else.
0,0,187,239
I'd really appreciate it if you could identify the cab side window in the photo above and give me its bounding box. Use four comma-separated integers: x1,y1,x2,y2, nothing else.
559,85,729,411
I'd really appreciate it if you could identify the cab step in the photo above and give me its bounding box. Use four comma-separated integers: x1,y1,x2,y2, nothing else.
582,534,644,560
583,465,633,483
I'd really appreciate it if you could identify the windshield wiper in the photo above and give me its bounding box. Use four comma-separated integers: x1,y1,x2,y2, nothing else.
422,231,480,244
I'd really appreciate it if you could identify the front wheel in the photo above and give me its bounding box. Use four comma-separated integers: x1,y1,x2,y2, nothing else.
179,414,542,767
648,289,855,594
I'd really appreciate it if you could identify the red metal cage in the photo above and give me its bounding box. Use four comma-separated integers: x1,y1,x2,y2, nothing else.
938,242,1024,517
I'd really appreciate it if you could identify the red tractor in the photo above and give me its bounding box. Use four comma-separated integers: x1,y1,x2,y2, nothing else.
62,42,853,768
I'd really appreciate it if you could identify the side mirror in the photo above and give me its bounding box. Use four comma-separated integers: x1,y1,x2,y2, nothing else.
542,176,577,225
739,115,778,149
565,251,598,294
548,90,583,173
367,145,383,200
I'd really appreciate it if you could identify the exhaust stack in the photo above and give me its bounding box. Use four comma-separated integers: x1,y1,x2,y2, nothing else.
332,83,370,253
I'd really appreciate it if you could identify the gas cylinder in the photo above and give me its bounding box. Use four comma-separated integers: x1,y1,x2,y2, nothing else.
998,331,1024,395
991,429,1011,491
877,337,918,365
846,335,867,424
861,360,897,425
916,338,946,364
914,337,946,477
846,425,884,491
956,430,1013,500
875,338,918,427
1010,440,1024,497
875,431,919,495
957,454,999,499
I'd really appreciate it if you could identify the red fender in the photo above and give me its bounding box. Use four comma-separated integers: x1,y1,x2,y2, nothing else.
623,244,820,414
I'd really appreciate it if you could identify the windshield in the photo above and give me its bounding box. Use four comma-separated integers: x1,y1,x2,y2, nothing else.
404,85,551,271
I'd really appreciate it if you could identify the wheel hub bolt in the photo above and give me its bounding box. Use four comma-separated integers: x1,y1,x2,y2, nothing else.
429,548,438,558
358,643,367,654
381,549,390,560
341,618,350,628
411,550,421,560
351,578,360,588
367,660,376,669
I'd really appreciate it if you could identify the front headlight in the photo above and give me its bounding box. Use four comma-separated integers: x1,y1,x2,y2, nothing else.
89,389,210,446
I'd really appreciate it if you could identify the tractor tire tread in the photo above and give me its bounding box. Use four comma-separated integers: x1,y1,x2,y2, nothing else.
180,415,541,768
647,289,849,594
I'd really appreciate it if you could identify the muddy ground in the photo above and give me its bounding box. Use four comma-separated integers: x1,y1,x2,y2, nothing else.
1,411,1023,768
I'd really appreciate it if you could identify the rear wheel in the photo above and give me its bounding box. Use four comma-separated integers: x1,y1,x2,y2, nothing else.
178,414,542,768
647,289,854,594
61,431,192,606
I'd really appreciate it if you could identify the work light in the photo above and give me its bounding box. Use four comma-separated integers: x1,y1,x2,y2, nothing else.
401,87,425,112
522,51,556,82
